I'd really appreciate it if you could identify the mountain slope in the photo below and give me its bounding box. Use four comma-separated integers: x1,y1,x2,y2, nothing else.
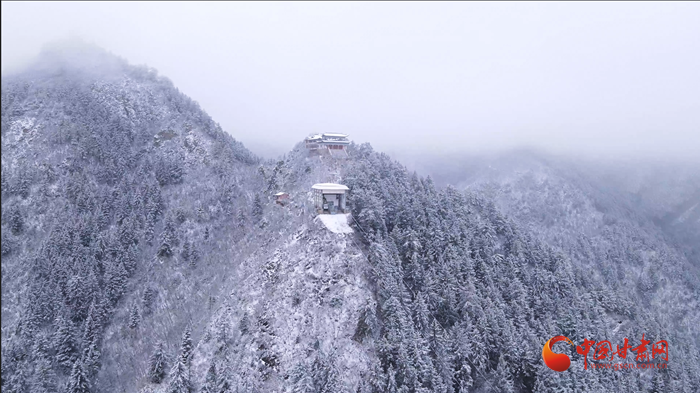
1,42,261,392
337,147,700,392
420,150,700,386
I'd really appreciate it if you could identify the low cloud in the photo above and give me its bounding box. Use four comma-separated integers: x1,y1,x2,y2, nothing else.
3,2,699,161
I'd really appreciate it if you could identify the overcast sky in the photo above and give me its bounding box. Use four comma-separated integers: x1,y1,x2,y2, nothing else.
2,2,699,161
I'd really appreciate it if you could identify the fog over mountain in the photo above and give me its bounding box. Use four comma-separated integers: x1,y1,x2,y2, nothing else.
2,2,699,161
2,3,700,393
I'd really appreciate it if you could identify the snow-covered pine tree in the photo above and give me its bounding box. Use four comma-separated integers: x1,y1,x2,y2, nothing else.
142,285,157,316
237,208,247,228
189,242,200,267
105,259,128,305
128,303,141,330
54,316,78,370
163,326,195,391
216,362,233,393
32,353,58,393
290,363,313,393
651,371,666,393
148,341,167,384
167,353,192,393
311,353,340,393
385,365,399,393
199,362,217,393
81,338,101,378
181,239,200,268
181,240,191,264
158,217,177,258
490,354,515,393
179,325,193,365
66,361,90,393
214,312,231,352
8,204,23,235
4,362,29,393
82,301,101,345
252,194,263,222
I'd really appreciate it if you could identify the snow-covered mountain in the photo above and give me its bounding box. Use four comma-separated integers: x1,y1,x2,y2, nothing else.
2,44,699,393
423,150,700,383
1,42,261,392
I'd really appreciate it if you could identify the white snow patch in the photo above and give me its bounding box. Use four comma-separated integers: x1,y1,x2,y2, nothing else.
10,117,38,144
317,213,354,234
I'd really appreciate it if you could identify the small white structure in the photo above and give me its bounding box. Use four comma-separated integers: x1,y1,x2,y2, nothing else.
312,183,349,214
274,192,289,205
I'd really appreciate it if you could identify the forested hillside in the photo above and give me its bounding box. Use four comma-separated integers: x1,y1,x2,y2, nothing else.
338,146,700,392
1,43,262,392
2,45,699,393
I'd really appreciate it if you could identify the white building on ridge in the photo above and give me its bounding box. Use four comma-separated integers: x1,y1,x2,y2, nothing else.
305,133,350,156
312,183,349,214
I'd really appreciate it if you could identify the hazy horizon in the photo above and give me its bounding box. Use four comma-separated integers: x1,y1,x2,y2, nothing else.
3,2,699,162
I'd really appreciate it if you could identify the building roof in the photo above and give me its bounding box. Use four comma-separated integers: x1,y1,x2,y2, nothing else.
312,183,349,192
322,133,349,138
274,192,288,196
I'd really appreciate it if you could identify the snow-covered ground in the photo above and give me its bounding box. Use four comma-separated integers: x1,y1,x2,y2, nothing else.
317,213,354,234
